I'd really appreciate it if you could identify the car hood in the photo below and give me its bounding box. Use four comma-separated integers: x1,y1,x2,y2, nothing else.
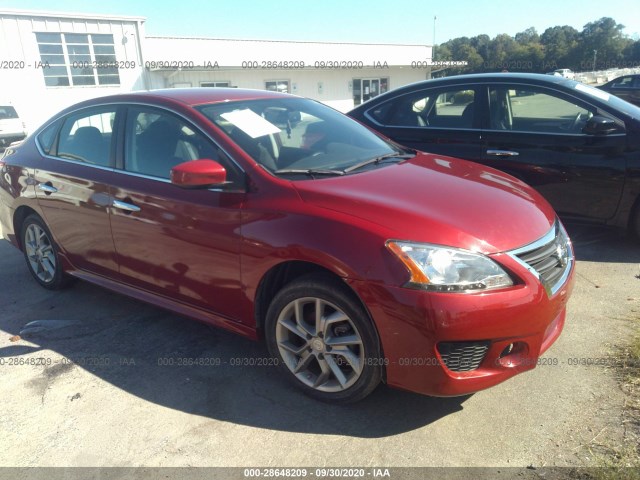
292,152,557,254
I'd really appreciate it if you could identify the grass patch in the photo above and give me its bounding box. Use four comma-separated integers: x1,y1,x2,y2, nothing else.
581,329,640,480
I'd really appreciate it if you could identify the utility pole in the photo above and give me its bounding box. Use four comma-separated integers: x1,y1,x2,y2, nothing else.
433,15,437,62
593,50,597,73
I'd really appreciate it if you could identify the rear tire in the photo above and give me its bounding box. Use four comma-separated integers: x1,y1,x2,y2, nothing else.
265,273,382,404
20,214,70,290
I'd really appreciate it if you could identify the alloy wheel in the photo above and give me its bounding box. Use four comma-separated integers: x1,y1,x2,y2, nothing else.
24,223,57,284
275,297,365,392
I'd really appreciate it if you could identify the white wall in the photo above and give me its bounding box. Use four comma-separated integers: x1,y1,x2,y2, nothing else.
0,12,147,131
150,67,429,112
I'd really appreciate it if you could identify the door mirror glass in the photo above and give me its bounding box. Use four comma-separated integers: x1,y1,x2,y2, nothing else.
170,159,227,188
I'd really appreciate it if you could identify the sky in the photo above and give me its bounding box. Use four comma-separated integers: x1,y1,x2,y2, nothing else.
1,0,639,44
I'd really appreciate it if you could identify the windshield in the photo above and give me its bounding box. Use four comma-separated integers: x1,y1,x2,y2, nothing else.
0,106,19,120
196,98,404,177
570,81,640,120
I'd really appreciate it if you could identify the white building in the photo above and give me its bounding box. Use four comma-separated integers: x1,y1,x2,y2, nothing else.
0,9,148,130
144,37,433,112
0,8,432,132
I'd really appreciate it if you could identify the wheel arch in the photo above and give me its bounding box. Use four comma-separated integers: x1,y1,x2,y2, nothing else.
254,261,385,366
12,205,40,250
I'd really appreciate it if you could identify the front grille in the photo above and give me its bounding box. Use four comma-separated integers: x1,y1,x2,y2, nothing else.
510,222,573,296
438,341,490,372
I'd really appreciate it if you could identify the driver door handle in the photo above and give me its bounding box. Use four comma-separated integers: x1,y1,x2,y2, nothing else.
37,183,58,194
487,149,520,157
112,199,141,213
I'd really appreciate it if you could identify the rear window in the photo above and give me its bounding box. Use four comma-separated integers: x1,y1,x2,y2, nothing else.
0,106,19,120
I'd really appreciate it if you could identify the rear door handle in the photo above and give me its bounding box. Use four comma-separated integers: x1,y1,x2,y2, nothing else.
37,183,58,194
487,149,520,157
112,199,141,213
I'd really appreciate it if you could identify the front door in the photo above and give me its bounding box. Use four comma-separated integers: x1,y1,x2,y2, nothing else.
108,105,246,320
480,85,627,221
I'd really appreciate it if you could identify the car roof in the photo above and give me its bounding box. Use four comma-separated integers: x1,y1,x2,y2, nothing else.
131,87,294,106
59,88,296,114
402,72,572,89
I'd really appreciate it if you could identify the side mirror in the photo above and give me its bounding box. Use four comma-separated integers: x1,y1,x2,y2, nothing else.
170,159,226,188
583,115,619,135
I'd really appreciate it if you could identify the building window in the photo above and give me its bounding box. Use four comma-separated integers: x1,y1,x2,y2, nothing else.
200,81,231,87
265,80,290,93
353,78,389,106
35,32,121,87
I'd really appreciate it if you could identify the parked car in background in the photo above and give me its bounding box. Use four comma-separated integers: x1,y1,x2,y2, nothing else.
598,74,640,106
0,88,574,403
554,69,575,79
348,73,640,237
0,104,27,150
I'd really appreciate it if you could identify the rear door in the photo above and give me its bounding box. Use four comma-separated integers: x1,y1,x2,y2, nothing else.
360,85,484,161
108,105,247,320
33,105,119,276
480,84,627,221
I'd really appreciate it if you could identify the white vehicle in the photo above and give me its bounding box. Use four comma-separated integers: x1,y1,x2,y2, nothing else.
0,105,27,149
554,69,575,79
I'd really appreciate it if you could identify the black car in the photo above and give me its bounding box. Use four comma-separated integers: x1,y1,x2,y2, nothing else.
348,73,640,237
598,74,640,106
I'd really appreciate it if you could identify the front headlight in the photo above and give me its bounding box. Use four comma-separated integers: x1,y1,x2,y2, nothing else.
386,241,513,292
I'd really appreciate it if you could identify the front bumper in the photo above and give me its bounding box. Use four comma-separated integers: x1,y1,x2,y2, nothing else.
348,238,575,397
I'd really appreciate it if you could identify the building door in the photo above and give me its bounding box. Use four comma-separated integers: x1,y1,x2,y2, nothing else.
353,78,389,106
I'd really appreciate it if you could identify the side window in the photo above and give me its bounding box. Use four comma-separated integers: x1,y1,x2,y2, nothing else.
125,107,241,186
489,87,594,134
37,120,61,155
371,88,475,128
612,77,632,89
57,108,115,166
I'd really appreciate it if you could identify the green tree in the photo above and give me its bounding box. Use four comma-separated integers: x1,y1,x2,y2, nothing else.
486,34,519,70
515,27,540,45
579,17,633,70
540,25,580,70
623,40,640,67
433,17,638,75
470,34,491,65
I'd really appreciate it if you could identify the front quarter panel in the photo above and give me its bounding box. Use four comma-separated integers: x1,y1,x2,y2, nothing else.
238,187,408,325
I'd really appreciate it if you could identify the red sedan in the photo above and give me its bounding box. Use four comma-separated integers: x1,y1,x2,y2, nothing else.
0,89,574,403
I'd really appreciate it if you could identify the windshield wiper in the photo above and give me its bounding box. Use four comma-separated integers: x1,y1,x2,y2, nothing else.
344,152,415,173
274,168,345,178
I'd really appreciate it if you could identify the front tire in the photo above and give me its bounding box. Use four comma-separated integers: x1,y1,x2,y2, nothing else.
21,214,70,290
265,274,382,404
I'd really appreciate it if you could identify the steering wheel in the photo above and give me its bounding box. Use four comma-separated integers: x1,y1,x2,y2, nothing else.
569,112,583,132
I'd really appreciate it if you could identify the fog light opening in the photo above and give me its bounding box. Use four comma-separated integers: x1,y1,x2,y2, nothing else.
497,341,529,367
499,343,514,359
